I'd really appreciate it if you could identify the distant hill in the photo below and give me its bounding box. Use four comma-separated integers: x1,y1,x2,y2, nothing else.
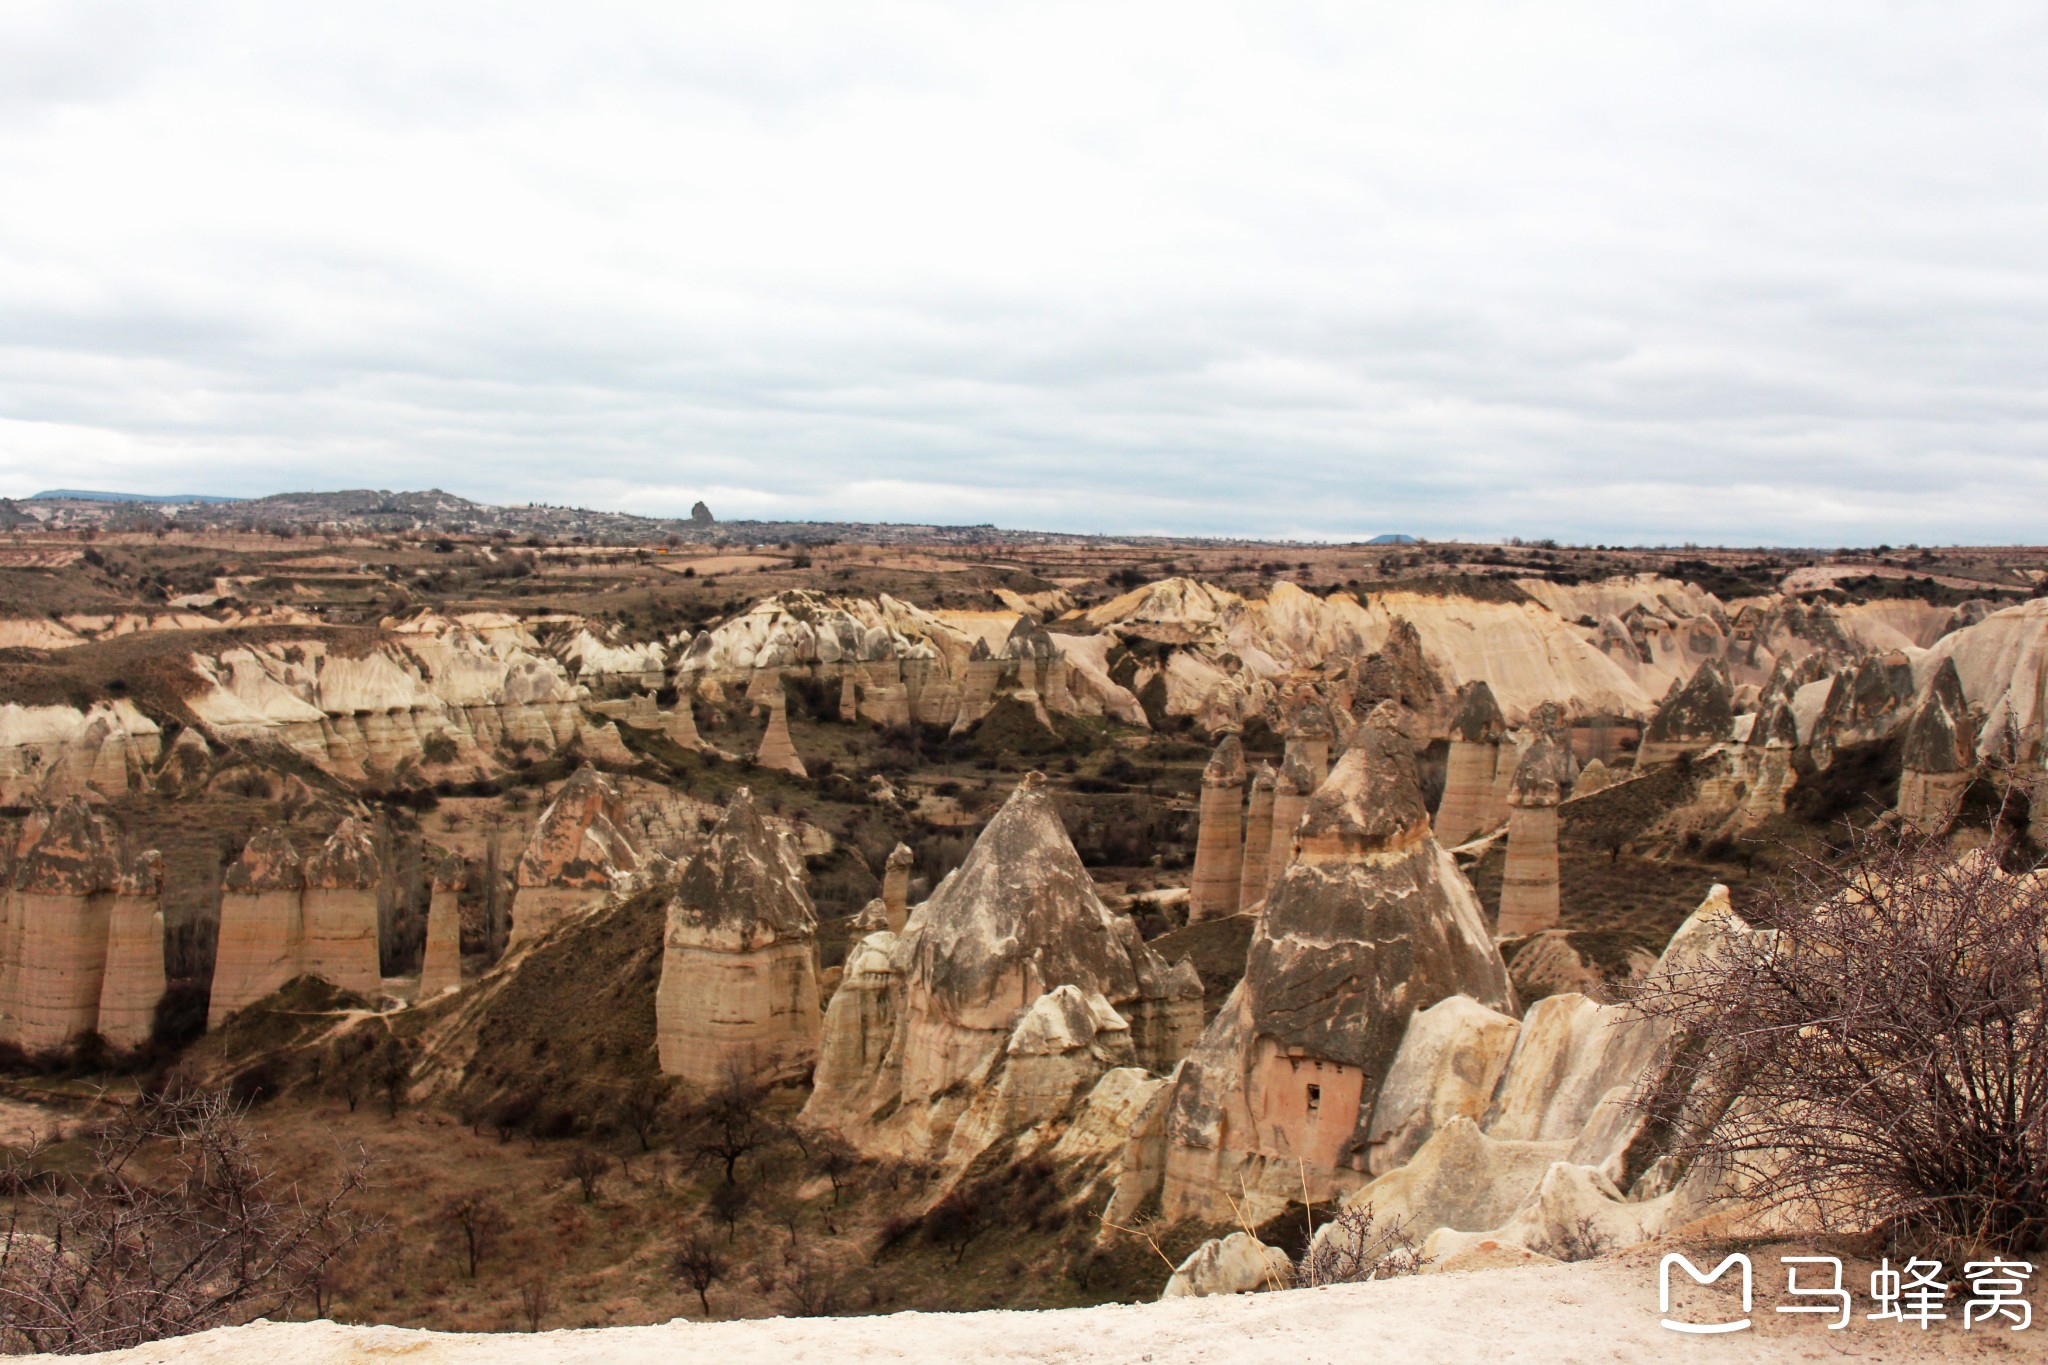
33,489,244,505
1368,533,1418,545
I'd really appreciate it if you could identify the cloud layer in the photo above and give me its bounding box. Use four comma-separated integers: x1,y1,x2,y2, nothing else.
2,1,2044,543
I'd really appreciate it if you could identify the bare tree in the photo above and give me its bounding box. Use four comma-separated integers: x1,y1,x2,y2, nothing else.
1635,817,2048,1254
440,1195,509,1278
673,1234,727,1317
810,1135,858,1206
613,1076,668,1153
563,1147,609,1204
0,1091,370,1354
516,1270,553,1332
684,1063,776,1188
780,1251,843,1317
706,1181,751,1245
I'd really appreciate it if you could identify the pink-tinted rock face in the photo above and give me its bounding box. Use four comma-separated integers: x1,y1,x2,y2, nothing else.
1434,682,1508,845
299,818,382,997
656,788,820,1087
417,855,464,1000
97,848,166,1049
0,800,167,1052
1189,736,1246,923
6,801,118,1051
753,693,808,778
1236,764,1277,911
511,767,639,943
209,827,305,1029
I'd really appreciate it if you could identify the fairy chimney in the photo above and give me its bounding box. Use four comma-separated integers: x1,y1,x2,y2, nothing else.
1189,735,1248,923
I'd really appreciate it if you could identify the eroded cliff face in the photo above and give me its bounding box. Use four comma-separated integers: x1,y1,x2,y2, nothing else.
1135,721,1515,1224
0,700,162,807
675,590,1146,732
510,767,641,944
803,773,1201,1166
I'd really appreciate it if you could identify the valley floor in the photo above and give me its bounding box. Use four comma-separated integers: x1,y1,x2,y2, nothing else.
58,1255,2011,1364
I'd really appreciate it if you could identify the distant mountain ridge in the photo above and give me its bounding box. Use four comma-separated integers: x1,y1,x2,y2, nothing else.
33,489,244,505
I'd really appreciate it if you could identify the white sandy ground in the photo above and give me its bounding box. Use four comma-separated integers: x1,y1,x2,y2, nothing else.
52,1251,2036,1364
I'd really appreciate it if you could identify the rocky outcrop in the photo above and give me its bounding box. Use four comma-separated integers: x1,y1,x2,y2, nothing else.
417,855,463,999
1361,994,1521,1176
510,767,640,944
881,842,914,933
1189,736,1246,922
208,828,306,1029
1568,758,1617,799
656,788,821,1087
1808,652,1916,767
1634,661,1732,770
1434,682,1507,844
1236,764,1276,911
1287,701,1335,788
1160,1232,1293,1298
299,817,382,997
803,774,1201,1162
1136,719,1515,1223
1897,658,1976,830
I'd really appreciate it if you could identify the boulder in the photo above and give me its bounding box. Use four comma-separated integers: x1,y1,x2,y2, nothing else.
1160,1232,1294,1299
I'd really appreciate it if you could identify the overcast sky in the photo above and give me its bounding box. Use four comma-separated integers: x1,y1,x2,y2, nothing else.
1,3,2043,544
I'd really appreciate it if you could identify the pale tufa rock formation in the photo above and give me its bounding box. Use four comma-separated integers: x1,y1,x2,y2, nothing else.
1896,658,1977,830
1188,735,1246,923
1287,700,1335,788
753,690,808,778
417,853,464,1000
1306,884,1779,1266
1496,729,1573,937
1129,719,1515,1224
1434,681,1508,845
1235,763,1277,911
881,842,915,933
185,619,601,784
298,817,382,998
803,773,1201,1163
0,700,163,807
510,767,641,944
208,827,307,1029
655,788,821,1087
